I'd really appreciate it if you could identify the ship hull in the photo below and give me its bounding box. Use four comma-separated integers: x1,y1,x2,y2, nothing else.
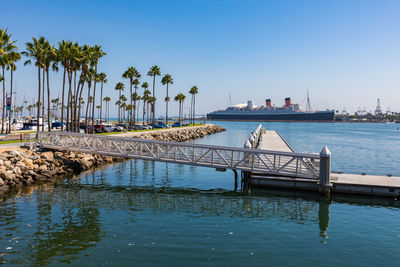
206,111,335,121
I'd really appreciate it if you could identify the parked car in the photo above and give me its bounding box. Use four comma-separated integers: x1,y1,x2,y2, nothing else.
51,121,65,129
94,125,104,133
103,125,114,132
114,124,125,132
133,125,148,130
181,121,189,126
172,122,182,127
154,123,167,128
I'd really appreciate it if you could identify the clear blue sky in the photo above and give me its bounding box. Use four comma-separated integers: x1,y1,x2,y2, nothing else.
1,0,400,116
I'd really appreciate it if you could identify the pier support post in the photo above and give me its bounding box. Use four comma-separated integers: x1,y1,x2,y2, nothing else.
319,145,331,196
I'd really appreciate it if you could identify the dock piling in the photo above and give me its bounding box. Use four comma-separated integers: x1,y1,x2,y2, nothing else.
319,145,332,195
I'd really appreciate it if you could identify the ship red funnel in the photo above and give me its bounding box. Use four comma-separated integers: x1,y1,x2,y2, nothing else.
266,99,271,107
285,97,291,108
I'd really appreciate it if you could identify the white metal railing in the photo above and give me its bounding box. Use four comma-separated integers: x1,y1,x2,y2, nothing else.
37,131,321,180
23,133,36,148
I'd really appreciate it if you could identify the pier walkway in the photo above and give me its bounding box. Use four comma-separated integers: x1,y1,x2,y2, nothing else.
251,128,400,197
258,130,293,152
33,131,320,180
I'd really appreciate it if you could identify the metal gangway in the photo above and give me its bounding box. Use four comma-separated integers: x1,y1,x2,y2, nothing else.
34,131,321,180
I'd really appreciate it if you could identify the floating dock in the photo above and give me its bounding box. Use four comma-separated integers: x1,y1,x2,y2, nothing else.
249,129,400,198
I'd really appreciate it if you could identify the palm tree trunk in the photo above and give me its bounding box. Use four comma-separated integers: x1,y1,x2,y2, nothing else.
147,102,149,124
91,66,97,133
61,66,66,131
118,90,121,122
37,66,41,137
91,82,96,134
178,101,181,123
77,80,85,132
1,66,5,134
72,71,77,131
100,81,103,122
166,83,169,125
133,87,137,126
75,72,84,132
129,80,133,126
8,68,13,133
66,71,72,131
152,75,155,126
85,83,91,133
41,68,44,131
193,94,196,125
137,99,140,123
143,100,146,125
46,69,51,132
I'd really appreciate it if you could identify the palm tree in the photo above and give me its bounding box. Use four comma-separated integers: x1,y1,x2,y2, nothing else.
91,72,101,130
122,67,140,126
121,102,127,121
74,44,93,132
85,68,96,132
148,96,156,124
42,41,58,132
189,86,198,125
96,105,101,118
90,46,106,132
115,82,124,122
174,93,186,124
6,51,20,133
147,65,161,126
0,29,17,134
98,72,107,122
132,78,140,125
141,82,149,124
23,36,46,136
103,96,111,121
141,89,150,125
161,74,173,125
57,40,72,131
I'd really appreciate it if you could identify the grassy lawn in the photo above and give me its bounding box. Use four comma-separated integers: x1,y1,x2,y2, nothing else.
0,139,23,145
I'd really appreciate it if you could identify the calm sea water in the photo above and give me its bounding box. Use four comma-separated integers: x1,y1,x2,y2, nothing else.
1,122,400,266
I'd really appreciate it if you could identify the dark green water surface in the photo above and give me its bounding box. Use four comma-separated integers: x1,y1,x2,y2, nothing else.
1,122,400,266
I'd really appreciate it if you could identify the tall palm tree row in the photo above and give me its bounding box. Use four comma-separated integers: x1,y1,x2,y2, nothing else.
22,37,107,134
2,29,204,134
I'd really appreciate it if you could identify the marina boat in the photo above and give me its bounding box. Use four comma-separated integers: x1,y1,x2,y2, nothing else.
207,97,335,121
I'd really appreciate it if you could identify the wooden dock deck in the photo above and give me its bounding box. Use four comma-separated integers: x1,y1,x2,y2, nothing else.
252,128,400,198
258,130,293,152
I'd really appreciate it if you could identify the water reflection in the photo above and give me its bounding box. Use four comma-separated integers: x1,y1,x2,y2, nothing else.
0,188,103,265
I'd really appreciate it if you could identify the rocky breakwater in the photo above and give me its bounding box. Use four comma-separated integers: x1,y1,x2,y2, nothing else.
0,124,226,196
132,124,226,142
0,149,123,196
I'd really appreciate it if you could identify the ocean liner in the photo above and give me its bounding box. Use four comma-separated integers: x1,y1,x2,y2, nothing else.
207,97,334,121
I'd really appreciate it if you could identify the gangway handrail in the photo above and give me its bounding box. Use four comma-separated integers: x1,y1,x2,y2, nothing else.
37,131,320,159
36,131,321,180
